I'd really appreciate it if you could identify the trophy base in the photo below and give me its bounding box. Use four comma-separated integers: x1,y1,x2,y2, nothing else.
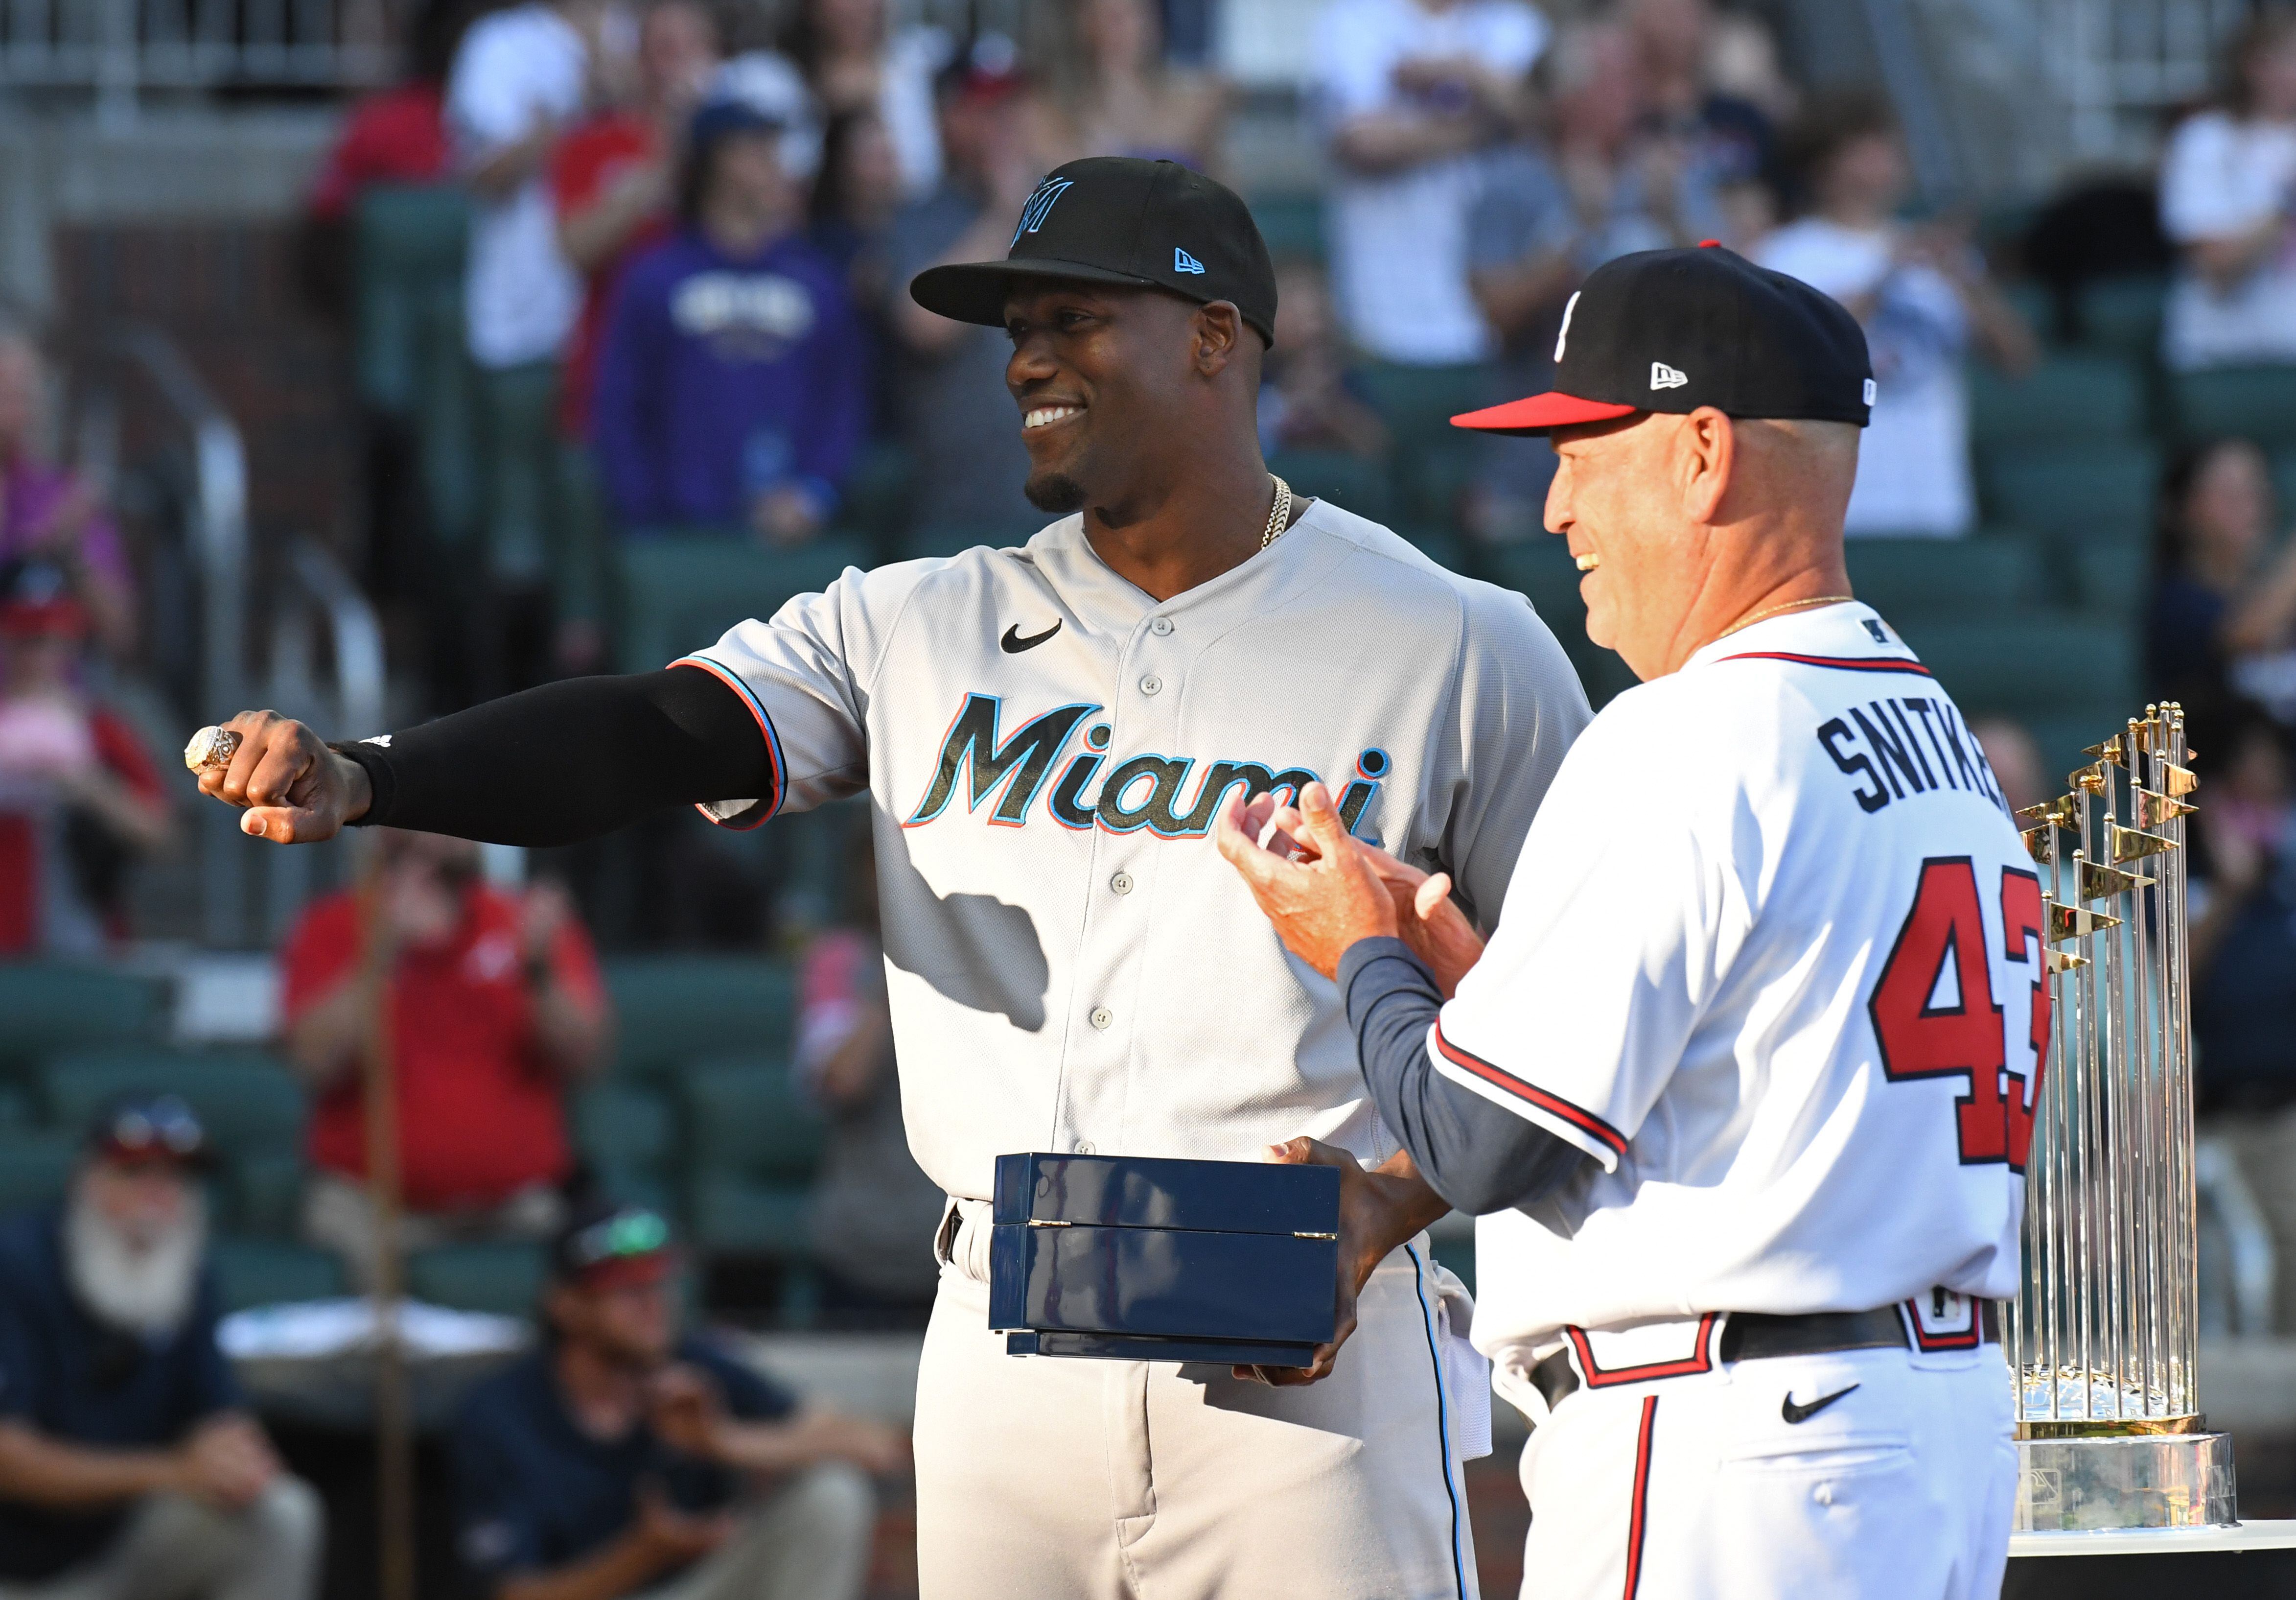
2014,1432,2237,1531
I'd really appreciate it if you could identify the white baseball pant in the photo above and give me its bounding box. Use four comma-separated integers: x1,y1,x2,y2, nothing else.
914,1211,1484,1600
1514,1338,2016,1600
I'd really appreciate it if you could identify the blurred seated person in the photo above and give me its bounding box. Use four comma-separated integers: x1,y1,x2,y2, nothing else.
592,99,869,546
1756,92,2037,538
1461,17,1728,539
553,0,722,442
453,1200,904,1600
1022,0,1229,172
0,332,135,658
808,110,904,312
884,40,1043,533
2149,437,2296,722
0,561,172,960
1969,715,2047,817
776,0,949,202
1257,260,1388,461
281,831,610,1291
0,1096,322,1600
2194,712,2296,1112
2160,10,2296,372
797,819,944,1327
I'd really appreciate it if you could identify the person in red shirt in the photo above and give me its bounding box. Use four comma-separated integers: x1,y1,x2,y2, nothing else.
280,829,612,1291
0,560,172,958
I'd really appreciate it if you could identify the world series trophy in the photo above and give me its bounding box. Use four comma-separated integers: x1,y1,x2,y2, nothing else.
2009,702,2236,1531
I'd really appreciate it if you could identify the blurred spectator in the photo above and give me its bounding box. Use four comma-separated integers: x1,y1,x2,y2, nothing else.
886,43,1043,534
0,331,135,659
1024,0,1229,172
1968,715,2047,816
1316,0,1545,366
810,109,904,308
0,1096,321,1600
593,100,868,543
1756,92,2038,538
452,1200,901,1600
781,0,951,202
1621,0,1781,242
797,822,943,1328
1259,260,1390,459
2149,438,2296,723
450,0,615,371
281,832,610,1292
554,0,723,441
2160,10,2296,372
1461,17,1731,538
0,561,171,960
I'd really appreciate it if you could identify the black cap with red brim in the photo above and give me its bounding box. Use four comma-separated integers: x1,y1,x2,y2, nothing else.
1451,243,1874,438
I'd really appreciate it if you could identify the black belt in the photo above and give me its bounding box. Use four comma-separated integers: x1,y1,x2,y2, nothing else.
1531,1302,2000,1414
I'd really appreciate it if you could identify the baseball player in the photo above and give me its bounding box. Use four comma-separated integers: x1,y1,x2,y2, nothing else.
193,156,1591,1598
1219,244,2030,1599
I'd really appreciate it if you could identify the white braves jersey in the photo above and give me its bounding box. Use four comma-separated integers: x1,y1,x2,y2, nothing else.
1454,602,2040,1361
676,502,1590,1200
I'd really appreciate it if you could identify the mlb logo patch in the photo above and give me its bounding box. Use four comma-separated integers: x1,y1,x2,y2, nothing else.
1650,361,1689,391
1173,247,1206,275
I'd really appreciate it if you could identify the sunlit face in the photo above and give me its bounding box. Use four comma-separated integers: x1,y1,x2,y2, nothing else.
1546,412,1708,679
2184,440,2273,571
708,131,795,224
1004,282,1205,514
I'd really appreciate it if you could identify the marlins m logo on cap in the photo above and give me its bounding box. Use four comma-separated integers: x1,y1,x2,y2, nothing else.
1011,177,1074,245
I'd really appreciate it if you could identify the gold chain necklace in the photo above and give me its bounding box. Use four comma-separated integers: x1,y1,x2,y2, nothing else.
1259,474,1294,551
1716,593,1855,640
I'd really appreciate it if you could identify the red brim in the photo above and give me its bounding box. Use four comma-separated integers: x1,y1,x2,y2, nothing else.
1450,392,1639,437
576,1251,678,1292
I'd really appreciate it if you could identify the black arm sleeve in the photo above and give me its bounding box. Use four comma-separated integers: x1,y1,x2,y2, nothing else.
1341,937,1592,1215
335,667,772,847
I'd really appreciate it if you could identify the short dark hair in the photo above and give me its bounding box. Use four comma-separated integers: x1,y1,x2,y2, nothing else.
2223,5,2296,118
1780,88,1899,195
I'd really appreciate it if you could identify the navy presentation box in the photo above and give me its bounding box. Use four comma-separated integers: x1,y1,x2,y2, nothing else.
988,1153,1341,1368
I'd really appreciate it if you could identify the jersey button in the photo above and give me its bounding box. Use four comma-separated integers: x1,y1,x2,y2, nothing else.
1111,871,1134,895
1139,674,1162,696
1075,1140,1096,1154
1150,617,1173,636
1090,1006,1113,1030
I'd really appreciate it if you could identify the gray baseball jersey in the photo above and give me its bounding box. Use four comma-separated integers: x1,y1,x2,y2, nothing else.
674,500,1590,1202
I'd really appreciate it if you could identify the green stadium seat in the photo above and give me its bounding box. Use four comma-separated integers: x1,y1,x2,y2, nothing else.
1978,441,2161,545
1844,535,2046,621
228,1152,306,1239
2001,281,2055,345
603,956,795,1080
1396,526,1469,573
0,1131,74,1213
1269,449,1393,525
840,441,916,548
0,965,167,1080
1893,613,2138,723
353,185,470,420
2068,543,2151,620
1400,440,1481,529
572,1083,678,1218
615,534,873,676
2169,365,2296,446
209,1237,346,1313
679,1056,823,1257
896,522,1041,562
1357,363,1496,453
408,1241,547,1317
41,1049,304,1165
1250,192,1325,262
2074,275,2167,361
1967,354,2146,446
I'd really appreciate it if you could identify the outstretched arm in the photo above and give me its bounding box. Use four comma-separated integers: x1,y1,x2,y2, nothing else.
194,667,771,847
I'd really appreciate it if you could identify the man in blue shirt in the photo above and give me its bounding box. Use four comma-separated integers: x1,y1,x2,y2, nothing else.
452,1200,904,1600
591,100,870,545
0,1096,321,1599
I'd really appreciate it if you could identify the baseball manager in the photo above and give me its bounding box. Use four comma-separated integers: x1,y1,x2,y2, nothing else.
193,157,1590,1598
1220,244,2034,1599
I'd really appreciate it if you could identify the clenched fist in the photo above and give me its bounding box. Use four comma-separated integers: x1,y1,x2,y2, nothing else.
191,710,371,844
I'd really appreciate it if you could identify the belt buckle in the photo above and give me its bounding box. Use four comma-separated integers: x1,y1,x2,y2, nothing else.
1903,1287,1985,1352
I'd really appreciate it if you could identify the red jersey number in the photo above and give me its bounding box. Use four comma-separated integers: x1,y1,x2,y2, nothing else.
1870,857,2051,1170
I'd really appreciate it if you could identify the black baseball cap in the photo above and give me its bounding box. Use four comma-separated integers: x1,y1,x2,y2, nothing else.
1452,243,1873,436
86,1092,213,1170
909,156,1278,345
550,1199,677,1288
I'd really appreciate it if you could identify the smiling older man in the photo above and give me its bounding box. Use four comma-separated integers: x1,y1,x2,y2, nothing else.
1219,244,2036,1600
187,157,1590,1599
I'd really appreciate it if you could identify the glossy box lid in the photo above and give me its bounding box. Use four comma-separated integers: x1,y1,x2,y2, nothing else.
988,1222,1339,1343
992,1153,1341,1235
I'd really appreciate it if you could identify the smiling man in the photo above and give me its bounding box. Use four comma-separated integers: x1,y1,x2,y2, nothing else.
188,155,1590,1599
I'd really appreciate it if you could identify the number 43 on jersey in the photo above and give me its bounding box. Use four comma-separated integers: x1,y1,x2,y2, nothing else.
1870,857,2051,1170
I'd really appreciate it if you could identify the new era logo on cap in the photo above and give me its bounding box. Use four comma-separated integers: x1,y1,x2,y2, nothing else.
1450,244,1875,437
1174,248,1205,275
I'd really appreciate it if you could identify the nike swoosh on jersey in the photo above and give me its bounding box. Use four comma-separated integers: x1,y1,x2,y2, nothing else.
1781,1383,1859,1424
1000,621,1062,654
